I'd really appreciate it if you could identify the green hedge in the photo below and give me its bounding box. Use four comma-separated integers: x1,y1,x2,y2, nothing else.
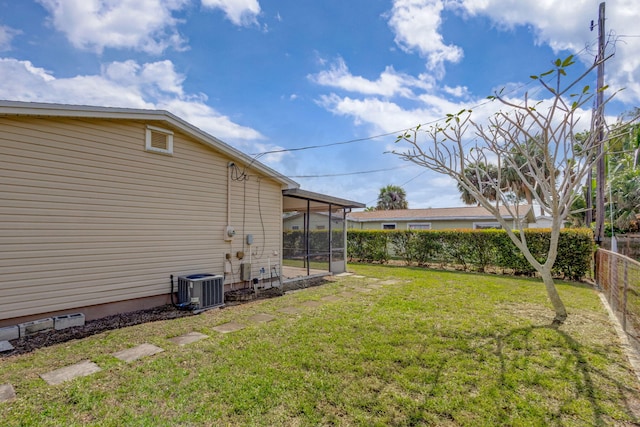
347,228,594,280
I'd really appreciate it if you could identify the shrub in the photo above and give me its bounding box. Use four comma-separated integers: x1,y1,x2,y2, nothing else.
347,228,594,280
347,230,390,263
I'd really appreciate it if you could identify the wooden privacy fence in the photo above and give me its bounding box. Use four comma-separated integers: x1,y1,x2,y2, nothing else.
595,249,640,349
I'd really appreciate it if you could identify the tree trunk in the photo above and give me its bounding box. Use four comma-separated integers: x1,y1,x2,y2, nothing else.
540,269,567,325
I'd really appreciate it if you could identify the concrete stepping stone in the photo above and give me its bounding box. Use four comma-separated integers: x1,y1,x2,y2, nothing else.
248,313,275,323
334,272,353,277
112,343,164,363
367,284,383,289
168,332,208,346
0,383,16,402
278,306,302,314
354,287,373,293
0,340,14,353
212,322,245,334
320,295,342,302
380,279,400,285
340,291,356,297
40,360,102,385
300,300,322,308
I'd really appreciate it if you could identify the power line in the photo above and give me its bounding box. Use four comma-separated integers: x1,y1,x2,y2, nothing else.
250,79,548,158
289,165,410,178
251,43,602,159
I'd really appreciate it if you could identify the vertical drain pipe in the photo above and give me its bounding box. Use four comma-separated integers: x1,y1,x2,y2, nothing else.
328,203,333,274
227,162,233,227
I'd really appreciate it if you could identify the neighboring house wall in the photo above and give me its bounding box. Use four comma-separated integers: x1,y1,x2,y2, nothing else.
283,212,342,231
529,216,556,229
347,206,534,231
0,116,283,325
348,219,519,230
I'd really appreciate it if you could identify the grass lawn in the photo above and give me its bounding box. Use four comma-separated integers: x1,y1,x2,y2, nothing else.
1,264,639,426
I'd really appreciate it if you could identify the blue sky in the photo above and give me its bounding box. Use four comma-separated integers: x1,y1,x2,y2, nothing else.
1,0,639,208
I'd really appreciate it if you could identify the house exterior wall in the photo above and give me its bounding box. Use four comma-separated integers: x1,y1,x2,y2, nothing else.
0,116,283,325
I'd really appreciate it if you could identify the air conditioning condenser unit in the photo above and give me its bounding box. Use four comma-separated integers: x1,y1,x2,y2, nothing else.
177,273,224,309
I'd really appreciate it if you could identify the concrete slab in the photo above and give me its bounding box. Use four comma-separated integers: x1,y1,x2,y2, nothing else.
300,300,322,308
112,343,164,363
0,384,16,402
354,287,373,293
40,360,102,386
212,322,245,334
367,284,383,290
340,291,356,298
248,313,276,323
334,272,353,277
278,306,302,314
380,279,400,285
320,295,342,302
0,341,14,352
168,332,208,346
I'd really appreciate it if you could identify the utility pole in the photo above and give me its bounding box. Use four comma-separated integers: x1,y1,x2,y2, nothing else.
594,2,606,245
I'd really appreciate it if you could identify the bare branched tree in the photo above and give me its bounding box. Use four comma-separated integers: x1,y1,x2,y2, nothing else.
393,55,614,324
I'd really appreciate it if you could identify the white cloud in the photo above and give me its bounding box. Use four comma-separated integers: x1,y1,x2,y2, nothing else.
0,25,21,52
382,0,640,104
317,94,443,134
159,98,263,141
0,57,265,143
308,57,434,97
443,85,470,98
36,0,188,54
386,0,463,75
201,0,261,27
456,0,593,51
454,0,640,107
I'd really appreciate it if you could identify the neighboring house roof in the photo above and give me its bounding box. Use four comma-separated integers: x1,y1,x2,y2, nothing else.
0,100,299,190
348,205,535,223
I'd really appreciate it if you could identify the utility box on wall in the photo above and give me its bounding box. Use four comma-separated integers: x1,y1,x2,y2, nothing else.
240,263,252,281
178,274,224,309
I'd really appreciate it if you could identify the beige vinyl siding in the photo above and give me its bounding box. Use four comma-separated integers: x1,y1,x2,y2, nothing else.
0,116,283,321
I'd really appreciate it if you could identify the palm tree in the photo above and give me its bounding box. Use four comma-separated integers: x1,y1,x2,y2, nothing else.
458,144,554,212
502,141,557,213
376,185,408,210
457,163,499,205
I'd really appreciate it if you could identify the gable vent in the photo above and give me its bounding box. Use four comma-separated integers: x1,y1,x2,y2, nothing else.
145,125,174,155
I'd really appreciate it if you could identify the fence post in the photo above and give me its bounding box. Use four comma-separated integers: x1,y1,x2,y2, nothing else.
622,259,628,332
611,251,618,313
